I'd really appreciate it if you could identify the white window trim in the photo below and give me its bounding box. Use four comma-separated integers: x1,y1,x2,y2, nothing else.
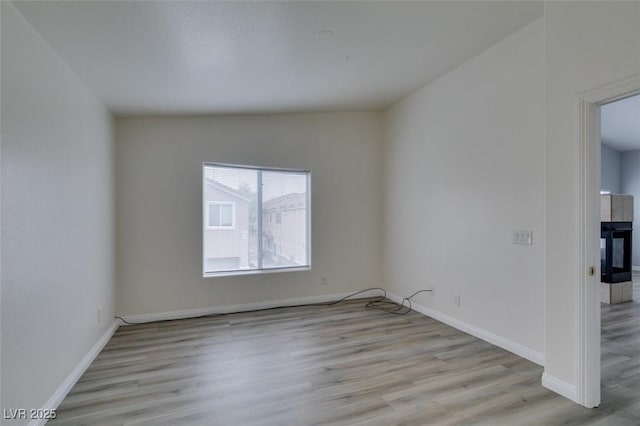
205,201,236,230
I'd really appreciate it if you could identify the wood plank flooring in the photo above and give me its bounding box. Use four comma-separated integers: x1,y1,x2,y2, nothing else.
50,282,640,425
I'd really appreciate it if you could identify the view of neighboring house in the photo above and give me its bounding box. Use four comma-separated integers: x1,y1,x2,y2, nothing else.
262,192,308,268
203,178,252,272
204,168,309,273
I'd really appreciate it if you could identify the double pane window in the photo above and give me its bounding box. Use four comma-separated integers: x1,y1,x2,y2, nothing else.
203,163,310,276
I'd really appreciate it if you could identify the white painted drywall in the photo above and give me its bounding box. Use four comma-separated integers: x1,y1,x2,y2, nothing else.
621,150,640,266
1,2,115,420
544,0,640,388
115,113,382,316
383,20,545,356
601,144,622,194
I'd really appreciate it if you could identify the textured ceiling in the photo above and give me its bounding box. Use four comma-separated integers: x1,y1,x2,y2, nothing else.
13,1,543,116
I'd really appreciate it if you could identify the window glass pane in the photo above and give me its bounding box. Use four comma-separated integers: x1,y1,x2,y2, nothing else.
204,166,258,273
220,204,233,226
613,237,624,269
261,171,309,269
209,204,220,226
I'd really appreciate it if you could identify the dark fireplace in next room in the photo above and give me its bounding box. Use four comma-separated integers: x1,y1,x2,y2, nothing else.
600,193,634,304
601,221,632,283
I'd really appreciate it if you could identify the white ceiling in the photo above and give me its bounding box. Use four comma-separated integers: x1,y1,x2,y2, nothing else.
13,1,543,117
601,94,640,152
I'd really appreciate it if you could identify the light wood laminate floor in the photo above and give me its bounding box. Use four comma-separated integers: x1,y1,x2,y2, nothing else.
51,282,640,425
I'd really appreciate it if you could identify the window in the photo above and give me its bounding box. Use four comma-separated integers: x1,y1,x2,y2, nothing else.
203,163,310,276
206,202,235,229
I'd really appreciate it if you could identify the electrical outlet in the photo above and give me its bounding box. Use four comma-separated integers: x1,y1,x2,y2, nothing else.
453,295,461,306
98,307,102,323
321,276,328,285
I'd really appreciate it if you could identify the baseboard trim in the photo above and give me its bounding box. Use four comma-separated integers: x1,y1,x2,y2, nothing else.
542,372,578,402
632,265,640,272
118,291,384,325
30,320,119,426
386,292,545,366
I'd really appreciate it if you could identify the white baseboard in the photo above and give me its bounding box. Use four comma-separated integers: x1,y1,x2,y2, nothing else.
30,320,119,426
632,265,640,272
386,292,545,366
118,291,384,325
542,372,578,402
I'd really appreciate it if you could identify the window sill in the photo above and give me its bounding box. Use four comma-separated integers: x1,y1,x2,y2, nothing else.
203,266,311,278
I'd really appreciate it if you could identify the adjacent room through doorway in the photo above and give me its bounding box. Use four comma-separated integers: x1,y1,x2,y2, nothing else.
599,93,640,407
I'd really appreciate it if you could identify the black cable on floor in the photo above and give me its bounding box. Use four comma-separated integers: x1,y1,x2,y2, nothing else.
114,287,389,325
365,289,434,315
115,287,434,324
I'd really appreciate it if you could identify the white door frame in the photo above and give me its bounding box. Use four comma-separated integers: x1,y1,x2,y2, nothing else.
577,74,640,408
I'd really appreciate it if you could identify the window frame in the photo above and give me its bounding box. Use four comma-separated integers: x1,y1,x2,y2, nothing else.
203,162,311,277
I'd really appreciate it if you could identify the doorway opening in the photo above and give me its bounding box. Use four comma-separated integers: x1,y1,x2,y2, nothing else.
577,75,640,409
599,92,640,402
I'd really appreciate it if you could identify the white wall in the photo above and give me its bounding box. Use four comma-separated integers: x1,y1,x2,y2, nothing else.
115,113,382,316
544,0,640,392
601,144,622,193
621,150,640,266
383,20,545,359
1,2,115,420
